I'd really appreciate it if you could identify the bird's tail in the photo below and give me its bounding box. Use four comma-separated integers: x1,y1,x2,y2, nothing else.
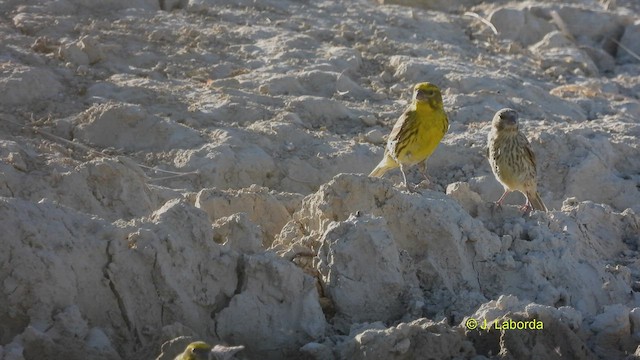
369,154,397,178
527,190,548,212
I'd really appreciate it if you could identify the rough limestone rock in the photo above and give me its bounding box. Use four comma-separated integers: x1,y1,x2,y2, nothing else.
274,173,503,320
337,319,474,360
580,45,617,73
446,181,483,216
530,31,600,77
474,200,637,316
277,173,639,358
212,212,264,253
59,42,90,66
590,304,635,358
630,308,640,341
111,199,240,339
55,157,158,221
488,7,555,46
195,185,302,247
316,214,406,325
0,195,247,359
0,65,62,107
0,197,124,359
0,155,159,221
215,253,326,359
618,20,640,64
552,5,626,44
472,313,596,359
172,139,278,190
463,295,595,359
73,102,203,152
285,96,358,131
377,0,482,12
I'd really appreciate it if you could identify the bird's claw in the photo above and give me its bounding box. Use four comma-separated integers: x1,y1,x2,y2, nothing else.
519,203,533,213
404,182,418,193
415,179,432,190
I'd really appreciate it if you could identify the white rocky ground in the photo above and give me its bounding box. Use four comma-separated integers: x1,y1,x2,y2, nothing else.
1,0,639,359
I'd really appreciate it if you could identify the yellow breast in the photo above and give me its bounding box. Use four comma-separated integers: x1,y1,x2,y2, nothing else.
395,103,448,165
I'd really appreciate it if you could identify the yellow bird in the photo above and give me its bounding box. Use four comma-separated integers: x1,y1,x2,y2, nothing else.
487,108,547,212
369,82,449,190
173,341,244,360
174,342,212,360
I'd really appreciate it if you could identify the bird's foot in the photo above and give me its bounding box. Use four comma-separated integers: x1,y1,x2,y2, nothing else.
404,182,418,193
420,174,432,185
519,203,533,213
415,179,432,190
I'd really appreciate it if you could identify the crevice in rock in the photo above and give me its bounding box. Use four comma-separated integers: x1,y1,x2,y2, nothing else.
103,240,137,345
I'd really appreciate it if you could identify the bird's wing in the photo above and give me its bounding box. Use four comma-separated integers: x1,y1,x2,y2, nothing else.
520,132,537,168
442,112,449,134
387,109,417,157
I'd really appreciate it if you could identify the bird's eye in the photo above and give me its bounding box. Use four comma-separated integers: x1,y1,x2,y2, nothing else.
418,89,435,97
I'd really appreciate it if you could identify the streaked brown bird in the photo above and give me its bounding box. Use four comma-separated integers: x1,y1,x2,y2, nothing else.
487,108,547,212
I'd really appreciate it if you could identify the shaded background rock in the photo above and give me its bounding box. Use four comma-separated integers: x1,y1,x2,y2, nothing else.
489,7,555,46
618,20,640,64
0,66,62,107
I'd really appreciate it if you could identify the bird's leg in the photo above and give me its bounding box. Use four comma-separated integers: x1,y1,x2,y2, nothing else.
417,161,431,185
400,164,416,192
519,198,533,213
495,190,511,208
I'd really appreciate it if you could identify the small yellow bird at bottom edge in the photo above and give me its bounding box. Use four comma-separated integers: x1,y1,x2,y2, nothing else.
174,341,244,360
174,342,211,360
